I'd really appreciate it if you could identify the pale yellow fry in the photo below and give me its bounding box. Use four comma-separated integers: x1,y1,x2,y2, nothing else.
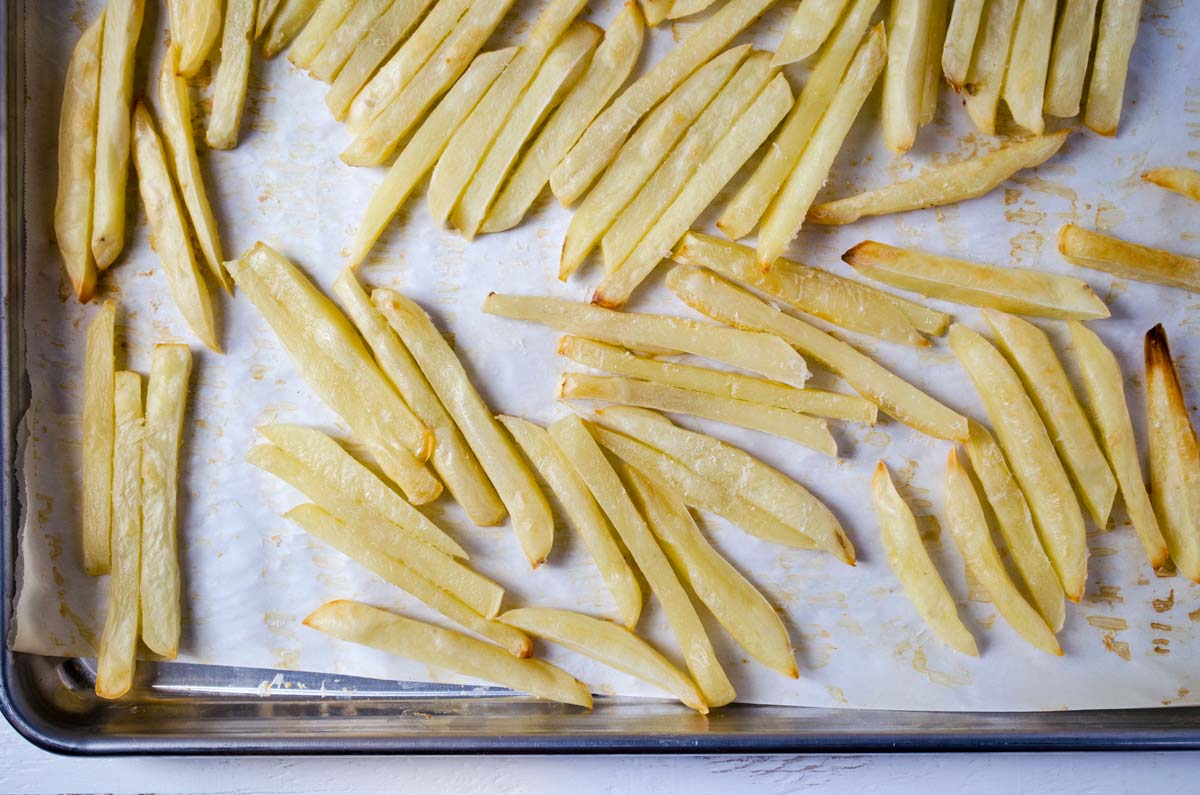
668,0,719,18
483,293,810,387
962,0,1019,135
941,0,984,90
810,131,1070,225
206,0,255,150
983,310,1116,527
1068,322,1168,569
288,0,355,69
82,302,116,576
501,606,703,712
263,0,320,58
774,0,851,66
1143,167,1200,203
560,336,877,424
55,11,103,303
498,416,641,627
964,420,1066,631
325,0,435,119
288,507,531,656
258,423,464,558
427,0,589,224
757,24,885,269
158,46,228,293
347,49,515,267
1001,0,1055,133
482,4,645,234
308,0,393,83
227,244,439,503
95,371,143,700
177,0,221,77
131,104,220,352
549,416,735,707
373,289,554,567
919,0,948,126
255,0,285,39
139,344,191,659
304,601,585,704
1085,0,1143,136
642,0,672,27
1058,224,1200,293
453,23,601,239
558,45,747,278
1043,0,1100,117
667,266,969,441
944,449,1063,655
718,0,880,241
553,0,777,205
91,0,144,270
949,323,1086,600
882,0,930,153
872,461,977,656
842,240,1107,320
1144,325,1200,582
622,467,797,678
675,232,936,346
597,74,794,306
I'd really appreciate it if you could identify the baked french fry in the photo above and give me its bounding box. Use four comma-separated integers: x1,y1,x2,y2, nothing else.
498,416,642,627
307,0,393,83
1001,0,1056,134
255,0,284,38
55,11,103,303
941,0,983,90
206,0,255,150
95,371,143,700
1144,325,1200,582
872,461,977,656
810,131,1070,225
482,293,811,388
304,601,584,704
373,289,554,567
288,0,354,69
176,0,221,77
667,266,969,441
842,240,1108,320
1142,167,1200,203
962,0,1019,135
641,0,672,26
1067,322,1168,569
82,302,116,576
324,0,435,119
1084,0,1143,136
919,0,948,126
1058,224,1200,293
263,0,320,58
774,0,851,66
757,24,885,269
549,416,735,707
1043,0,1100,117
882,0,930,153
668,0,719,18
949,323,1086,600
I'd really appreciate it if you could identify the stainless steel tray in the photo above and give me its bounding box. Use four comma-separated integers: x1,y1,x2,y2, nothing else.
4,0,1200,755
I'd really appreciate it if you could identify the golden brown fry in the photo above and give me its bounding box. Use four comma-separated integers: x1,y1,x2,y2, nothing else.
641,0,673,26
1043,0,1100,117
1001,0,1055,134
82,302,116,576
176,0,222,77
773,0,851,66
206,0,255,150
288,0,355,69
1142,167,1200,202
255,0,285,39
941,0,983,90
1084,0,1142,136
882,0,931,154
308,0,394,83
668,0,719,18
1057,224,1200,293
263,0,322,59
961,0,1019,135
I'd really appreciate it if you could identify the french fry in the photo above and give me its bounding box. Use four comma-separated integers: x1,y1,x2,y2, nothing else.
1084,0,1143,136
289,507,531,656
304,601,584,705
919,0,948,127
553,0,778,205
560,336,877,424
255,0,284,39
158,46,228,293
1058,224,1200,293
263,0,320,58
82,302,116,576
307,0,394,83
882,0,930,153
810,131,1070,225
940,0,984,90
949,323,1086,600
288,0,354,69
562,372,837,454
558,46,747,279
453,23,601,239
1001,0,1056,134
944,449,1062,655
719,0,879,240
641,0,672,26
774,0,851,66
757,24,885,270
668,0,719,19
55,11,103,303
1043,0,1100,117
1144,325,1200,582
964,420,1066,631
842,240,1108,320
872,461,977,656
206,0,255,150
961,0,1019,135
176,0,221,77
139,345,191,659
667,266,969,441
1142,167,1200,203
258,423,464,558
499,416,642,627
549,415,735,707
95,371,143,700
131,104,220,352
482,4,645,234
373,289,554,567
622,467,798,678
91,0,144,270
483,293,811,388
227,244,440,503
1067,322,1168,569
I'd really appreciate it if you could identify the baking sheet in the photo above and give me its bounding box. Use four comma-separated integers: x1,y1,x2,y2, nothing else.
10,0,1200,711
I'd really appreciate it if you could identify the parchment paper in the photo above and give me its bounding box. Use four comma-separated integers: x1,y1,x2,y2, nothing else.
11,0,1200,710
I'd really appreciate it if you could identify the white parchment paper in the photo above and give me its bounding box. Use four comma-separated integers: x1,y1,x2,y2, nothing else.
11,0,1200,710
